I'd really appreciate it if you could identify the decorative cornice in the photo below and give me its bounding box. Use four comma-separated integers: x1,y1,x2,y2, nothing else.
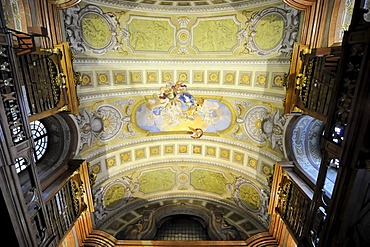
83,0,282,13
79,89,284,102
74,58,290,66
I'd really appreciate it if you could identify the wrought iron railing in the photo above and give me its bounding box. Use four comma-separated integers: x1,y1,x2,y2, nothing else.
275,170,312,240
286,46,342,121
17,53,60,115
297,48,341,116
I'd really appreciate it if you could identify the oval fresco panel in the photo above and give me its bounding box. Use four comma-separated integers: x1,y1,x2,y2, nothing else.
238,184,260,210
81,13,112,49
254,13,284,51
103,183,126,209
135,83,232,133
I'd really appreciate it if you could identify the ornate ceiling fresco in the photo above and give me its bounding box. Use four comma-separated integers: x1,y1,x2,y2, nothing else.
64,0,301,240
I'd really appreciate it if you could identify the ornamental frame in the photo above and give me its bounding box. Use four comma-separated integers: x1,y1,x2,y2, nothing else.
64,4,117,54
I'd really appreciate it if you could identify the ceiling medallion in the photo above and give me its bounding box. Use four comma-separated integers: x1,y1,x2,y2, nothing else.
177,29,190,45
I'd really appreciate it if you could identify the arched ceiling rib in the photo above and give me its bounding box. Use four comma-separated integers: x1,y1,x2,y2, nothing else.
67,0,300,239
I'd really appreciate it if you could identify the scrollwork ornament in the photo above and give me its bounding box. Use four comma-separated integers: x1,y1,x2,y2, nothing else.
276,174,292,216
64,4,117,54
239,5,300,56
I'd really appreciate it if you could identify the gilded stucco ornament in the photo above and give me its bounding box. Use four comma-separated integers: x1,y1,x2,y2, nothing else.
75,108,104,149
114,99,136,139
260,109,286,151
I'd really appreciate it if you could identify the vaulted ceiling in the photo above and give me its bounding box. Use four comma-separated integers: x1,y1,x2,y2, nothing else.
65,0,301,239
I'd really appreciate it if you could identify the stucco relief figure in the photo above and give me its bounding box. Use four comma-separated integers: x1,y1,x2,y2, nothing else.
210,211,241,240
116,219,143,240
220,219,242,240
261,109,286,151
75,109,104,149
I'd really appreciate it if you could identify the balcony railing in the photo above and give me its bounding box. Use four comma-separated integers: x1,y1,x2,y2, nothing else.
22,160,92,246
270,163,313,242
15,44,80,122
285,44,342,122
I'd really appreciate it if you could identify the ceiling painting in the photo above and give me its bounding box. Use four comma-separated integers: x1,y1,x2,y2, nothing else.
134,82,234,134
127,16,176,52
192,16,240,52
74,94,285,158
138,168,177,194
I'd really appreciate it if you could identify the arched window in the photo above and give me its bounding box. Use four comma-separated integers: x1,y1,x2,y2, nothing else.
291,115,323,184
30,120,48,160
15,120,48,173
289,115,338,197
16,113,79,199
